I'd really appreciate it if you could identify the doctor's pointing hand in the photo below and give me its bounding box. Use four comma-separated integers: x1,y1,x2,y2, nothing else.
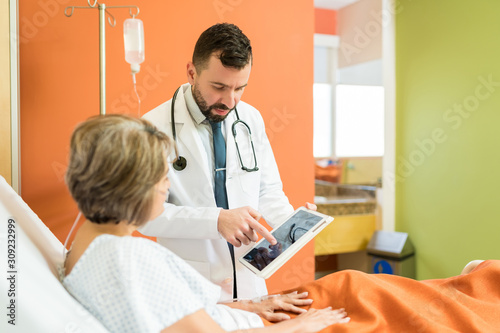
219,203,317,247
218,206,270,247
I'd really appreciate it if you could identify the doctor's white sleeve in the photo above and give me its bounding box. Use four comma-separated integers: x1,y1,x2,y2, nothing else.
138,203,222,239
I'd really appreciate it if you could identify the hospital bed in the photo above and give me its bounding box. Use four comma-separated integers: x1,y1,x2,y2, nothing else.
0,176,109,332
1,174,499,333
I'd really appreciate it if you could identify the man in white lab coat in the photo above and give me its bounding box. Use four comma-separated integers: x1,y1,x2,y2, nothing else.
140,23,314,302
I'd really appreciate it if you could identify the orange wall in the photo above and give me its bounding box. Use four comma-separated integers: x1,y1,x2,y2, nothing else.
19,1,314,293
315,8,337,35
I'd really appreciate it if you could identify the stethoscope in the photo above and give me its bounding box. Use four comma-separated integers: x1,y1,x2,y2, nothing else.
171,86,259,173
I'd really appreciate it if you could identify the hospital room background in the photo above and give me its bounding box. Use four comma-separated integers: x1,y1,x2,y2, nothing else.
2,0,500,296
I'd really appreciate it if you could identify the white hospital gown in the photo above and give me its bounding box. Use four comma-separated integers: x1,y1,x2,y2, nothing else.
62,234,264,332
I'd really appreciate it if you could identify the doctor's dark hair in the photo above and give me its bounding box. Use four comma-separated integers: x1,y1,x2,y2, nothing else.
65,115,172,226
192,23,252,72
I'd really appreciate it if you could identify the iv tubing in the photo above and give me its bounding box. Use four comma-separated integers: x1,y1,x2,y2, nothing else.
63,211,82,260
132,73,141,117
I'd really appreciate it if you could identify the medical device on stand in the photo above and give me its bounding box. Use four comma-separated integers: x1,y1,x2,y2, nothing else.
64,0,142,115
124,17,145,116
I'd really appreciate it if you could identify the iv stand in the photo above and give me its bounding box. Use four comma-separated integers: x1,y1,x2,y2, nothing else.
65,0,140,115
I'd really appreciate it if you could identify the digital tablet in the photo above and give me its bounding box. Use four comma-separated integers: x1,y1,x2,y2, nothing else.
239,207,334,279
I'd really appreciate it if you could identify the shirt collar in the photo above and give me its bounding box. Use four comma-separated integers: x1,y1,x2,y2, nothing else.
184,85,208,125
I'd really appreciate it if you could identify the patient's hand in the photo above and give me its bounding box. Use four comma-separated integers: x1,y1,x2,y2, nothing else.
292,307,350,332
250,291,313,322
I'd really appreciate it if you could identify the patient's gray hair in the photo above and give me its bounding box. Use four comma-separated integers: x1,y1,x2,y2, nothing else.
65,114,171,226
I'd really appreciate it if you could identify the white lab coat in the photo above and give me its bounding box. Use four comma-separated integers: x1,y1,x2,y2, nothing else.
140,83,294,301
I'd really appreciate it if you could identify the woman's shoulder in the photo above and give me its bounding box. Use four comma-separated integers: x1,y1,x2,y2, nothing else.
93,234,172,260
66,235,171,279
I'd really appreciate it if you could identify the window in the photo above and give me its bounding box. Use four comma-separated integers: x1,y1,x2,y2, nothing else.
335,84,384,157
313,83,332,157
313,34,384,158
313,35,338,158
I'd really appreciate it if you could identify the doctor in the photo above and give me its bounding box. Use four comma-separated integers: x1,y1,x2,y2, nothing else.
140,23,315,302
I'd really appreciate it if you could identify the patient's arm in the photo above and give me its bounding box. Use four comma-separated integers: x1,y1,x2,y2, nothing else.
222,291,313,322
161,308,349,333
161,310,225,333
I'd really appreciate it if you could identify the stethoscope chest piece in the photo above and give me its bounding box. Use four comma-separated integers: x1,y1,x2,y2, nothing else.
173,156,187,171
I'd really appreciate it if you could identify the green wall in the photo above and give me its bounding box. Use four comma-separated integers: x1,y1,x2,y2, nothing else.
396,0,500,279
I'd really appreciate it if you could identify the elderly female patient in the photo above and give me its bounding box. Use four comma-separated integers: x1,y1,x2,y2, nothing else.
62,114,349,333
62,115,500,333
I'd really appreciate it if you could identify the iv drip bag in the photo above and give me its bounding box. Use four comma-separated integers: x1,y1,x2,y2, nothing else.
124,18,145,74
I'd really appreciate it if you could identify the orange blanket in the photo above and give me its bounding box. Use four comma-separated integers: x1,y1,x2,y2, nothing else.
264,260,500,332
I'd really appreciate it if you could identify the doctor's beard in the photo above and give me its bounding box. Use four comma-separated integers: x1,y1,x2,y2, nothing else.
192,83,234,123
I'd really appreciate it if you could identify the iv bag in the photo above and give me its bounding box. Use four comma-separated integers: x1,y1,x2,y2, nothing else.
124,18,145,74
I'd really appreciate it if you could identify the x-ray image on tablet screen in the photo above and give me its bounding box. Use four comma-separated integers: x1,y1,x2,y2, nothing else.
242,209,325,272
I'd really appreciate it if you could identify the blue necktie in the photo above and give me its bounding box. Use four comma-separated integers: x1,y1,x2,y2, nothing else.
210,120,237,299
210,121,229,210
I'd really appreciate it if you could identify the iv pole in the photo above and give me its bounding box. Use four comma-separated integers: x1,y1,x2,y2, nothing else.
65,0,140,115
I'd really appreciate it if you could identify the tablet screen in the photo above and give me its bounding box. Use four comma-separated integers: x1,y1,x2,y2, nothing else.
241,210,324,271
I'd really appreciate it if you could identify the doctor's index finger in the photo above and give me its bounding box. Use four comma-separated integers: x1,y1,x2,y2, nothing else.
248,219,276,245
